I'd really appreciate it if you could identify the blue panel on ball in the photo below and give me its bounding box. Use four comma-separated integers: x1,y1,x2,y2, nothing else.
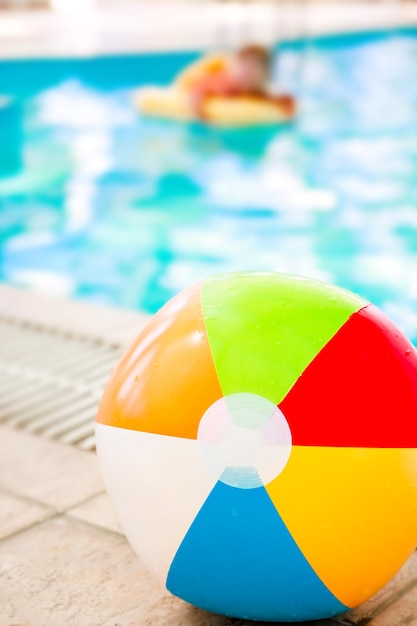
166,480,348,622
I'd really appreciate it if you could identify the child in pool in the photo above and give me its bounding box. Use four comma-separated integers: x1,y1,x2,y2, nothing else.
175,45,296,120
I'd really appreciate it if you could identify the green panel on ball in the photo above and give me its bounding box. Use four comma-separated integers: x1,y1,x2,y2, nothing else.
201,272,366,405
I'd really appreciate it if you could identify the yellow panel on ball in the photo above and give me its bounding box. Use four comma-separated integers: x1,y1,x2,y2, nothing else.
266,445,417,608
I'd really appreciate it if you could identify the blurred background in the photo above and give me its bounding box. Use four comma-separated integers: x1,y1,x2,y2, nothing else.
0,0,417,342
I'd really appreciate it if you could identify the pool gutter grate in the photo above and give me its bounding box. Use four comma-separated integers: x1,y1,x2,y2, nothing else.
0,316,123,451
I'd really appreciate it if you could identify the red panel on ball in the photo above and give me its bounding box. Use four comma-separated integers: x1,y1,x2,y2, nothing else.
279,305,417,448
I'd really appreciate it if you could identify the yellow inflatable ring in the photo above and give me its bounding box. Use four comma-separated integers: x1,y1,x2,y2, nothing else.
134,86,295,127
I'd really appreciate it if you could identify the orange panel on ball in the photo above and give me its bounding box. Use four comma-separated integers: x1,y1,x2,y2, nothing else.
96,282,223,439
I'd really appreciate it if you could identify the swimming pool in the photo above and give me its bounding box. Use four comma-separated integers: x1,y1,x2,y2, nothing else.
1,30,417,343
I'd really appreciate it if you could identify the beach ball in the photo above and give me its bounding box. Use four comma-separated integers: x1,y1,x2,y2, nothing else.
96,272,417,623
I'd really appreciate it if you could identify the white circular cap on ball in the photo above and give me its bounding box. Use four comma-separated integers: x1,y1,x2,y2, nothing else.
198,392,292,489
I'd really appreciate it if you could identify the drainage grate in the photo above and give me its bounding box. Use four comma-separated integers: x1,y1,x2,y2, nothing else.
0,317,123,451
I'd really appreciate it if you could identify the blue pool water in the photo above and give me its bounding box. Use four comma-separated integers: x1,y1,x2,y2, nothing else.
0,31,417,342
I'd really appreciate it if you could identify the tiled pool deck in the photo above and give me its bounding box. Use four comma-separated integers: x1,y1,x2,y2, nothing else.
2,283,417,626
0,1,417,58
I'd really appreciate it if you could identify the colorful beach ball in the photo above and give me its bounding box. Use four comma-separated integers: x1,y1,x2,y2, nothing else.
96,272,417,623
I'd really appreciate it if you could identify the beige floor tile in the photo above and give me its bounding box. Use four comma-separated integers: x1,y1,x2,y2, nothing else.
364,583,417,626
0,425,104,510
347,552,417,624
0,504,346,626
102,602,344,626
100,601,247,626
0,515,169,626
68,493,123,535
0,283,148,345
104,319,149,350
0,490,54,540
